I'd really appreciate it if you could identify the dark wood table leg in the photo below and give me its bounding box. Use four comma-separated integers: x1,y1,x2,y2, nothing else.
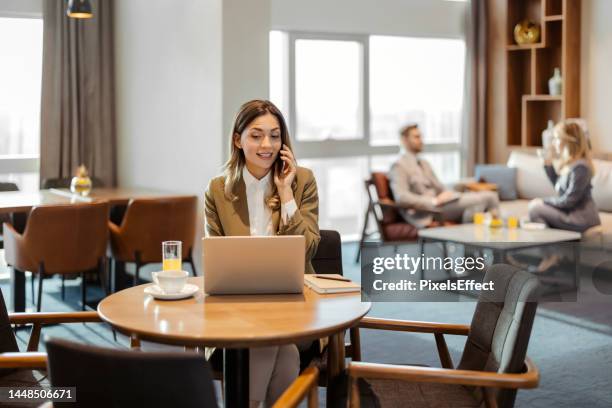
11,267,25,312
224,348,249,408
326,332,347,407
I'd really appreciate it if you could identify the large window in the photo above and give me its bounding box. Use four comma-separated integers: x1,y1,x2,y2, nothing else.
270,32,466,238
0,17,43,191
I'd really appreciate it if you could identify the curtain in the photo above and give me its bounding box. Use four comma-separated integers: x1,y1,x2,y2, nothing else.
40,0,117,187
462,0,488,176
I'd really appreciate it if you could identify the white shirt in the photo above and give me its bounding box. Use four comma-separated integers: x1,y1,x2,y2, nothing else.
243,167,297,236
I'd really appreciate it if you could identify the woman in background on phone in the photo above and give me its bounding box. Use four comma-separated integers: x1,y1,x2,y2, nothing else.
528,119,600,270
204,100,320,406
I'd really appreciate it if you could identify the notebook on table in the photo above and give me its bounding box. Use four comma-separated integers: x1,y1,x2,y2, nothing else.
304,274,360,294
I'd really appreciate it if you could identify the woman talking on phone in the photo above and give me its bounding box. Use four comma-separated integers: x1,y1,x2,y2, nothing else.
204,100,320,406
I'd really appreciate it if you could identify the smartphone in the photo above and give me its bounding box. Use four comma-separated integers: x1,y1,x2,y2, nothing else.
275,154,285,176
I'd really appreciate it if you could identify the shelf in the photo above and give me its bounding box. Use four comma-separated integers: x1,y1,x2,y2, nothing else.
545,0,563,17
524,99,562,147
544,15,563,21
507,43,545,51
523,95,563,101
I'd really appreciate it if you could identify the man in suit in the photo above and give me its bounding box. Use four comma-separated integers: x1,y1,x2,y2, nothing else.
388,123,499,228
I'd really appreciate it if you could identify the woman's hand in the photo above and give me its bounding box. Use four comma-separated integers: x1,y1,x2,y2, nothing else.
274,144,297,203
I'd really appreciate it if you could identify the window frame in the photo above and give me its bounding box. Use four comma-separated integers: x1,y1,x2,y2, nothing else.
281,31,465,176
0,12,43,182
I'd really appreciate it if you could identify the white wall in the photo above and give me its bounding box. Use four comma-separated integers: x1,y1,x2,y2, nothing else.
581,0,612,153
0,0,42,17
114,0,223,193
222,0,271,153
271,0,467,38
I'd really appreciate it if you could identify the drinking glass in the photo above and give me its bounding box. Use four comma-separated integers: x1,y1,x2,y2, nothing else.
162,241,182,271
473,212,486,225
507,216,519,229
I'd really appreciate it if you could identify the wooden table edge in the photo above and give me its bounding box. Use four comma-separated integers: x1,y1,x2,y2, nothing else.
97,303,371,349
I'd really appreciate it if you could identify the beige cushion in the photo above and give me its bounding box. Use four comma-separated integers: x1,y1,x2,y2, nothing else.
507,151,555,200
592,158,612,212
599,212,612,244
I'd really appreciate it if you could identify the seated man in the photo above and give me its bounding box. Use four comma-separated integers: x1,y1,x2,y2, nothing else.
388,123,499,228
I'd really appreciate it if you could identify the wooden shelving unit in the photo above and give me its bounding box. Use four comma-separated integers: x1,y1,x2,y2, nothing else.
506,0,581,148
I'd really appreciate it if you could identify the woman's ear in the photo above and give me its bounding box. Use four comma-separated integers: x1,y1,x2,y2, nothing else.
233,133,242,149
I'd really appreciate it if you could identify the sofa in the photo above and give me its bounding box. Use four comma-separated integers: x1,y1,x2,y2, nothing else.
496,151,612,246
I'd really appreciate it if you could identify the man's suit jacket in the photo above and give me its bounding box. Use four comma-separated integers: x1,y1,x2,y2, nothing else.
388,152,445,228
204,166,320,274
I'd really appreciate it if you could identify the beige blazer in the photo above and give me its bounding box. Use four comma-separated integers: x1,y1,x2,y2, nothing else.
204,166,321,274
388,151,445,228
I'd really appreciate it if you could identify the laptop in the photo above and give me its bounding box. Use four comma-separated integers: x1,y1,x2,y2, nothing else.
202,235,305,295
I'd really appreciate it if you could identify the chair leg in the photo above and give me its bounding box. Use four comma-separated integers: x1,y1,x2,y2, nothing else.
80,272,87,311
37,268,44,313
61,274,66,300
188,248,197,276
98,257,109,295
355,207,371,263
30,273,35,305
133,264,139,287
418,238,425,280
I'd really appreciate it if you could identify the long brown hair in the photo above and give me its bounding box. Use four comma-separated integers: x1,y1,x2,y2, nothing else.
553,119,594,176
223,100,295,210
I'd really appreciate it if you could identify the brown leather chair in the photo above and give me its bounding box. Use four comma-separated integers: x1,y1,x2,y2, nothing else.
356,172,449,262
46,338,218,408
348,264,541,408
3,202,109,312
108,196,198,289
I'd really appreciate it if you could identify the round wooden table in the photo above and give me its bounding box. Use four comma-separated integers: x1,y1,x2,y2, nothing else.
98,277,371,407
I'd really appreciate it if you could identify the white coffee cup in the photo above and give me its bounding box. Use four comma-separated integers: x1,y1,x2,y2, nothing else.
152,270,189,294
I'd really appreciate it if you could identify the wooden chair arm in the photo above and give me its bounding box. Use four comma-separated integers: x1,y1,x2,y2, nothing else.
273,366,319,408
358,317,470,336
9,311,102,325
377,199,442,214
0,352,47,369
348,357,539,390
9,311,103,352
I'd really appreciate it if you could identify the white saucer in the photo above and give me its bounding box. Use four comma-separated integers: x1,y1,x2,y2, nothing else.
144,283,199,300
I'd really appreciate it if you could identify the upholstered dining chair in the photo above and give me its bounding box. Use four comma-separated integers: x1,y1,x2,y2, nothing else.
108,196,198,288
3,202,110,311
347,264,540,408
356,172,452,262
0,287,101,395
46,338,218,408
0,182,22,250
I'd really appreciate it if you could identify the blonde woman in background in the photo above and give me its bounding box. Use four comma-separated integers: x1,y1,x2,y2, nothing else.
528,119,601,270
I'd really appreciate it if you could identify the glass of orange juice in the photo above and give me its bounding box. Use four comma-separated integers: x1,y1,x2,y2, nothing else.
162,241,182,271
507,215,519,229
473,212,486,225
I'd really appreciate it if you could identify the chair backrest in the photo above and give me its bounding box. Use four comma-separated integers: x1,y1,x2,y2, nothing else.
0,182,19,192
46,338,217,408
41,177,105,189
367,173,402,225
458,264,539,408
111,196,198,263
0,288,19,377
16,202,109,274
311,230,343,275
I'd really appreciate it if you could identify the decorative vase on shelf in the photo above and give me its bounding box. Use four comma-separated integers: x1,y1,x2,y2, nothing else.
513,20,541,45
548,68,562,96
70,164,92,196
